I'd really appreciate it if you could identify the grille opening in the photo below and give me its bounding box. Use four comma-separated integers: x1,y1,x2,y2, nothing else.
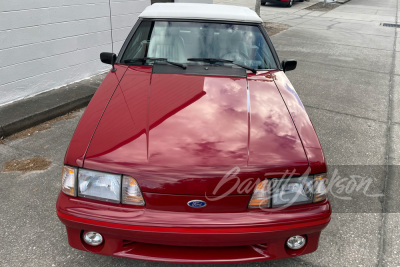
382,23,400,28
122,240,137,247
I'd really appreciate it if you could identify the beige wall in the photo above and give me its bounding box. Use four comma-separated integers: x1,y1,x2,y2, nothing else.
0,0,150,106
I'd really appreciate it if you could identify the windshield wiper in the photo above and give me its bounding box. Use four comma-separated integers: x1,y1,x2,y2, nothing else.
123,57,186,69
187,58,257,73
124,57,166,63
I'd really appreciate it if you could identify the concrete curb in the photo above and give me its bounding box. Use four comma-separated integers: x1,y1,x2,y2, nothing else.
0,72,107,139
336,0,350,4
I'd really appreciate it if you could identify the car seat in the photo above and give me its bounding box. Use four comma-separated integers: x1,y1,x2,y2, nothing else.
148,24,186,63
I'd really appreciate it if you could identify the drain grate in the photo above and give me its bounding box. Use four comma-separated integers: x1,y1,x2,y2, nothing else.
382,23,400,28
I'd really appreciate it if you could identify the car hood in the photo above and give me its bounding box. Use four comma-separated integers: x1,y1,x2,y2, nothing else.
82,66,309,195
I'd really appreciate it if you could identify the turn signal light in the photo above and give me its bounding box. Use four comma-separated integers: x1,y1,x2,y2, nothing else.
122,176,145,206
314,173,328,202
248,180,270,209
61,166,77,196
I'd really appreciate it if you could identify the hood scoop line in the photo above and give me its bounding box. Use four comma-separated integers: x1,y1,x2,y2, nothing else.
246,77,251,167
146,70,154,161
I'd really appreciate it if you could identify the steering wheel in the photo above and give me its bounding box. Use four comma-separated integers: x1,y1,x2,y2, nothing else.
220,51,249,62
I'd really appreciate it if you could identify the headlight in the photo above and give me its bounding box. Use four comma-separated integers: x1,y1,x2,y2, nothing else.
271,176,314,207
248,173,328,209
61,166,146,206
78,169,121,203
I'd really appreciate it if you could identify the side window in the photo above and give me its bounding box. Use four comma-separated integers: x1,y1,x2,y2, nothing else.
121,21,153,62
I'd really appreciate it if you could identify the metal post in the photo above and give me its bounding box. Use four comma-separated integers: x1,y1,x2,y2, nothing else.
255,0,261,16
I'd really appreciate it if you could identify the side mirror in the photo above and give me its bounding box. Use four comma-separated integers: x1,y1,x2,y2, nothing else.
100,52,117,72
282,60,297,72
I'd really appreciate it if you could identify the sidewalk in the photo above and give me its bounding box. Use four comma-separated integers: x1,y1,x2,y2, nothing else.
258,0,399,266
0,72,106,139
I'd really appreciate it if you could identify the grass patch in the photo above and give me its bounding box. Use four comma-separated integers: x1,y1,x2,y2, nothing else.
3,157,51,173
263,22,291,36
305,2,341,11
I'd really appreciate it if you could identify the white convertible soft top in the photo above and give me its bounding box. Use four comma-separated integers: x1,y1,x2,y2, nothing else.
139,3,263,23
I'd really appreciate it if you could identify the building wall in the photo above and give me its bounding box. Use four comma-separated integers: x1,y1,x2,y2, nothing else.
0,0,150,106
213,0,255,10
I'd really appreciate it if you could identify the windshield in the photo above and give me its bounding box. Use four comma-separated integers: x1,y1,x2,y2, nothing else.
120,20,278,70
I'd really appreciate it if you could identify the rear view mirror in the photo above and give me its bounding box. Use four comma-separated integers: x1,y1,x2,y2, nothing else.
282,60,297,72
100,52,117,72
100,52,117,65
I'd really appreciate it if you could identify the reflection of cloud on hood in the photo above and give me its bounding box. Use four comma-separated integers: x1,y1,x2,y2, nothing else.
86,72,308,175
285,83,305,110
148,76,249,166
248,79,306,166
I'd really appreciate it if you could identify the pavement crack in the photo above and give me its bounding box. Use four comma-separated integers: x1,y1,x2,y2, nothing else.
0,142,39,157
296,24,395,38
304,105,388,124
326,21,341,30
377,0,398,266
280,58,391,75
271,13,315,29
273,34,394,52
291,256,326,267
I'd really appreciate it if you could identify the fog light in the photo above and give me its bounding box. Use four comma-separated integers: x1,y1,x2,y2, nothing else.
286,235,306,250
83,231,103,246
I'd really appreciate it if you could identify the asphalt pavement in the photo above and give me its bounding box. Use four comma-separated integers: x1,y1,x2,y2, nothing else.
1,0,399,266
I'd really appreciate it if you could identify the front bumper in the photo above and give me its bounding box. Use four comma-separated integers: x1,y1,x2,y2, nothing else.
57,193,331,263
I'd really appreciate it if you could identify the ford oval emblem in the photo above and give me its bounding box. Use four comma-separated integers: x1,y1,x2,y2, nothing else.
187,200,207,208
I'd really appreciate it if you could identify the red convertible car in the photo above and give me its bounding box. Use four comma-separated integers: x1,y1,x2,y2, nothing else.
56,3,330,263
262,0,303,7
